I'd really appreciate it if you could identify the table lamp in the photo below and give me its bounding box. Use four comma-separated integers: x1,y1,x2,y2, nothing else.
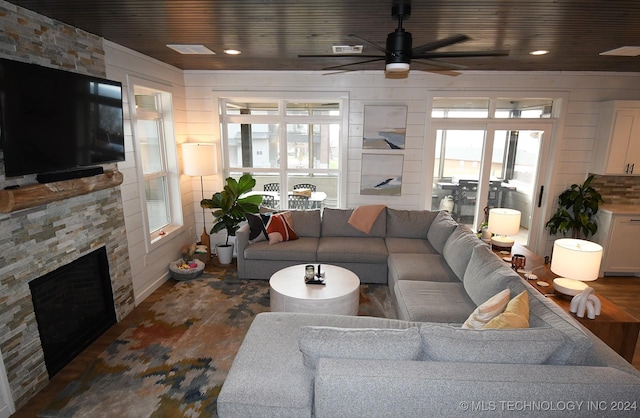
182,143,218,261
550,238,603,296
488,208,521,252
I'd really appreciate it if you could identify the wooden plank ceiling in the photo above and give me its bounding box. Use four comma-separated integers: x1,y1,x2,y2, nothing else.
8,0,640,73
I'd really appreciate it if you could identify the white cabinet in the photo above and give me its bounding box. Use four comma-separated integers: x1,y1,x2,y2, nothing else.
593,209,640,276
591,101,640,175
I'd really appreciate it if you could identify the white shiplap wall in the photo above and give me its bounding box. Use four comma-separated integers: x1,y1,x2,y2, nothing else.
102,37,640,299
104,40,195,304
183,70,640,257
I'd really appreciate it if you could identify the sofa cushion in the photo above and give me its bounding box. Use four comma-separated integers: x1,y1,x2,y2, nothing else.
289,209,321,237
265,212,298,244
385,237,437,254
462,288,510,329
442,226,485,281
394,280,476,323
463,245,526,306
317,237,388,263
419,323,566,364
243,237,319,261
298,326,421,369
386,208,439,238
321,208,386,238
388,253,458,283
527,290,594,365
484,290,530,329
426,211,458,254
246,212,269,243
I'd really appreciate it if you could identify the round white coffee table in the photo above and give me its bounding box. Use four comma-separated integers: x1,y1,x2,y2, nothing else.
269,264,361,315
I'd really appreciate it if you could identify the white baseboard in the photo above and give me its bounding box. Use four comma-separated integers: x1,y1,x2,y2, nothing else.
133,272,170,306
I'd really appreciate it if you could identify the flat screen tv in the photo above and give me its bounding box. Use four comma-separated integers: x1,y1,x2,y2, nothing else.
0,58,125,178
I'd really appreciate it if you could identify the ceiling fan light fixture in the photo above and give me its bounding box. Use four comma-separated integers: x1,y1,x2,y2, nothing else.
386,62,410,72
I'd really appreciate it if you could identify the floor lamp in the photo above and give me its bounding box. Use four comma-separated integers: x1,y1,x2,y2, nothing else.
182,143,218,261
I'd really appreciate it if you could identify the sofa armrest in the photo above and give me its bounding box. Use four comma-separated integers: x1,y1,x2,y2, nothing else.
314,358,640,417
235,223,250,277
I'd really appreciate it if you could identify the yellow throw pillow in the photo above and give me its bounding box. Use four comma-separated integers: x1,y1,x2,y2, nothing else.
461,289,510,329
483,290,529,329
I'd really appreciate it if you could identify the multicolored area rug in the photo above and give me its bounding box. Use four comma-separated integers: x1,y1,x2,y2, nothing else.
39,266,393,417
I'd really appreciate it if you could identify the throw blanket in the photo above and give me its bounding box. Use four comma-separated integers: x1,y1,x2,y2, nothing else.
348,205,386,233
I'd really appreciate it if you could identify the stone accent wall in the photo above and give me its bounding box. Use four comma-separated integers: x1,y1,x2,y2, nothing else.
591,175,640,205
0,189,134,407
0,1,134,409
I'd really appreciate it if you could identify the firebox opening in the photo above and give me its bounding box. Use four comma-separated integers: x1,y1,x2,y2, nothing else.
29,246,117,377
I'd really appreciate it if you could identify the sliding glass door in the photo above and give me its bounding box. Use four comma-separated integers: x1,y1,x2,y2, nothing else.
428,96,557,247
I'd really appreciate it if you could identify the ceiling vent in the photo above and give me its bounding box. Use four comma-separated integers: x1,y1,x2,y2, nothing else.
332,45,363,54
166,44,215,55
599,46,640,57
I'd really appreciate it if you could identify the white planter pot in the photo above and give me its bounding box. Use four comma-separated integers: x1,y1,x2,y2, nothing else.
216,244,234,264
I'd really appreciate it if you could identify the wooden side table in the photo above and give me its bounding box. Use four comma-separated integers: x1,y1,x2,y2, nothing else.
494,243,640,363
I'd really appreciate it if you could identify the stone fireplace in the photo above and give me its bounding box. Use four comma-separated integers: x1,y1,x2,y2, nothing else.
0,1,135,409
0,183,134,408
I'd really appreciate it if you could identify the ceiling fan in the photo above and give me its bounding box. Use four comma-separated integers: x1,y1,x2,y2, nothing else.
298,2,509,75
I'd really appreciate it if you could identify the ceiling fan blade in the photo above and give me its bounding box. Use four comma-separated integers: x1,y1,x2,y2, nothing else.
298,54,384,58
412,34,470,55
416,50,510,58
322,57,386,71
412,59,467,71
349,34,389,54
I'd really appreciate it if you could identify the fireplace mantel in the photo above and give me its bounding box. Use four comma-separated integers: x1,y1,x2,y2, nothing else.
0,170,123,213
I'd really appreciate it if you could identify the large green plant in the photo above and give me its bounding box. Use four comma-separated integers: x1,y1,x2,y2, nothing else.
545,174,604,239
200,174,262,245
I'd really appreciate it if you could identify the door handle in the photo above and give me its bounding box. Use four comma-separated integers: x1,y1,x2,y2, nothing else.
631,163,635,174
626,163,630,174
537,185,544,207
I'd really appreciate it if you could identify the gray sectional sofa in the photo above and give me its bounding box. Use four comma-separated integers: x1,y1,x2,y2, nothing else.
220,208,640,417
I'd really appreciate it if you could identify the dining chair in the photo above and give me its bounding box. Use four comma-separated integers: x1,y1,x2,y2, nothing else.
263,183,280,192
293,183,316,192
259,194,276,209
288,194,310,210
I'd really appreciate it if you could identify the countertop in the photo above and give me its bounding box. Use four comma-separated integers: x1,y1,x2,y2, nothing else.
599,204,640,215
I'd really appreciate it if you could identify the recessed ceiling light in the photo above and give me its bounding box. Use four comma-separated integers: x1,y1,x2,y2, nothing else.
224,49,242,55
166,44,215,55
529,50,549,56
332,45,363,54
600,46,640,56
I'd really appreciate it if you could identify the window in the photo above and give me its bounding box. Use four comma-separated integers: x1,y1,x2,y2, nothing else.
130,81,182,244
220,96,345,209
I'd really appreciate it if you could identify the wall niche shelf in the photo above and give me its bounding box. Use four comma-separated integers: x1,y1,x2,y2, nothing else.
0,170,123,213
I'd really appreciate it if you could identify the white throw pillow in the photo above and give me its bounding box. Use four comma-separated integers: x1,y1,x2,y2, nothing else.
461,288,510,329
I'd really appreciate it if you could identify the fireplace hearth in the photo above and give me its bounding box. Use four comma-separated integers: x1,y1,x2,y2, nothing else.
29,247,117,377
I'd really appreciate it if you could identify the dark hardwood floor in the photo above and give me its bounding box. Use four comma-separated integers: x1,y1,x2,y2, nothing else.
11,268,640,417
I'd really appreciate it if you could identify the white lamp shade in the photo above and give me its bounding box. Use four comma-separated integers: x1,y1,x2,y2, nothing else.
488,208,521,236
550,238,603,282
182,143,217,176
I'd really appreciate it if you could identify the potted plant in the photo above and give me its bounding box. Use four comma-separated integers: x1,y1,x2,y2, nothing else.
201,174,262,264
545,174,604,239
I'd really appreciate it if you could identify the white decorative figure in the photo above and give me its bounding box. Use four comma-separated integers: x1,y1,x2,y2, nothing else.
569,287,601,319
